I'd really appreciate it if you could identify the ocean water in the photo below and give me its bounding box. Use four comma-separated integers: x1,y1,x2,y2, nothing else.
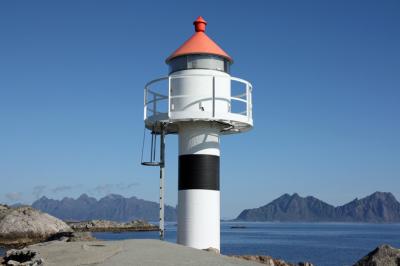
1,222,400,265
93,222,400,266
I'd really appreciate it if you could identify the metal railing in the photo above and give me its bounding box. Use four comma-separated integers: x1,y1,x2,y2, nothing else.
144,77,169,120
144,74,253,124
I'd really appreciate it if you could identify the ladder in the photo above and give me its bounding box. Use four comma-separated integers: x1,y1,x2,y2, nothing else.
141,123,166,240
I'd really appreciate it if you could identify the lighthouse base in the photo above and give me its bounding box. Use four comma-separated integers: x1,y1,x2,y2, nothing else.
177,122,221,251
177,189,220,250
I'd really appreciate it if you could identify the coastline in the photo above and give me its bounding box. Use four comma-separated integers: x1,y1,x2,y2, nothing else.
2,221,400,265
66,220,159,233
2,239,399,266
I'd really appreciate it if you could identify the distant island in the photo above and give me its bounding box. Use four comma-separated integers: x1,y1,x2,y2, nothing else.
30,191,400,223
236,192,400,223
32,194,177,222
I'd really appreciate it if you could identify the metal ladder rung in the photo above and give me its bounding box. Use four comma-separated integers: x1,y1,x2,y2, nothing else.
141,162,162,166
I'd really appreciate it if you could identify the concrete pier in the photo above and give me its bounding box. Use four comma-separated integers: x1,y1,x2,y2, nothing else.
27,239,260,266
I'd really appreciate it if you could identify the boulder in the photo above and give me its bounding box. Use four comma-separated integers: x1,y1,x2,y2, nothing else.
353,244,400,266
3,248,44,265
0,207,72,246
231,255,313,266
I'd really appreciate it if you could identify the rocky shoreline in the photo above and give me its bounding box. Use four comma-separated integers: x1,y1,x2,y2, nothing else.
230,255,313,266
1,241,399,266
2,204,400,265
0,205,158,249
67,219,158,232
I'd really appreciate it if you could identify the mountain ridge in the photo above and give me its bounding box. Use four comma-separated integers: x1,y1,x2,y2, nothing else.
32,194,176,222
236,192,400,223
31,191,400,223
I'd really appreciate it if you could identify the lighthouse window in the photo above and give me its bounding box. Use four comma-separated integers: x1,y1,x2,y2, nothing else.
187,55,225,71
168,55,230,74
168,56,187,73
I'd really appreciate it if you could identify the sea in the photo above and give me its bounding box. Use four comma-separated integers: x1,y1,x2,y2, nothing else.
1,222,400,266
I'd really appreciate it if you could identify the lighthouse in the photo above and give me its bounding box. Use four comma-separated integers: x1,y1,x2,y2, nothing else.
143,17,253,251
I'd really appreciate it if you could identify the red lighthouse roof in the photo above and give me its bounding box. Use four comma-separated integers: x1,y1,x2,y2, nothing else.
166,17,232,62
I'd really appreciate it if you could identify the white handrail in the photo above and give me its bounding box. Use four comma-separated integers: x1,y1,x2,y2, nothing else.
147,90,168,99
231,97,247,103
144,74,253,124
145,76,168,88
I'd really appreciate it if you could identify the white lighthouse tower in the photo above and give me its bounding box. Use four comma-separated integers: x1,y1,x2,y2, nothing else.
143,16,253,251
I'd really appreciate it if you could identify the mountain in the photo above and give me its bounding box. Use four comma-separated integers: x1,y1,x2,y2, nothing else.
236,193,336,222
32,194,177,222
335,192,400,222
236,192,400,223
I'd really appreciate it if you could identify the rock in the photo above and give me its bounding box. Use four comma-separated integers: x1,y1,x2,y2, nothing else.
0,205,10,220
232,255,286,266
3,248,44,265
0,206,72,246
232,255,314,266
46,231,95,242
231,226,247,229
67,219,158,232
67,232,95,242
203,247,220,254
353,244,400,266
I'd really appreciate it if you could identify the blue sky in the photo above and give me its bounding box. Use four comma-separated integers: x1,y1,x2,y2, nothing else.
0,0,399,218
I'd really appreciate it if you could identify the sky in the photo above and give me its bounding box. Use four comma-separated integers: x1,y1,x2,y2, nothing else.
0,0,399,219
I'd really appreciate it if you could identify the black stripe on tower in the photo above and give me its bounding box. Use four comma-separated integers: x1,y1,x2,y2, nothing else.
179,154,220,190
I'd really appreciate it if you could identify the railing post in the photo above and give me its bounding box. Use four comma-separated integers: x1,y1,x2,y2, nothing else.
144,86,147,120
246,83,250,120
153,93,156,116
168,76,171,118
249,85,253,121
228,79,232,113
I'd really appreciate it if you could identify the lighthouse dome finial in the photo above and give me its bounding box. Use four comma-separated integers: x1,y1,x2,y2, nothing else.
166,16,232,62
193,16,207,32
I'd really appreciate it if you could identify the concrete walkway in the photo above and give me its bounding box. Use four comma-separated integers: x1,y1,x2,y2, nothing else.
29,239,261,266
